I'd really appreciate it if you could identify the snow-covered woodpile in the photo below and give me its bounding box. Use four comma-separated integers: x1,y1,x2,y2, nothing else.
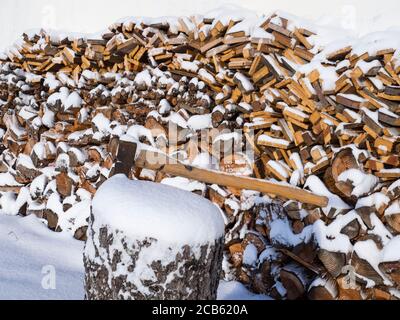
84,175,224,300
0,8,400,299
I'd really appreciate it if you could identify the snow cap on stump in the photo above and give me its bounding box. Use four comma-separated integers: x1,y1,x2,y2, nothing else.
84,174,225,300
91,174,224,244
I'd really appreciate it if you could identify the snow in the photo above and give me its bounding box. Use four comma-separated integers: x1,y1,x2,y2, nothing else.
356,192,390,211
161,176,206,193
42,108,55,128
257,134,290,147
259,246,281,263
92,113,110,133
238,102,252,112
304,175,351,214
234,72,254,92
58,200,91,237
16,154,34,170
1,0,400,51
368,213,392,245
308,277,338,297
356,59,381,73
179,60,199,73
0,189,29,216
158,98,171,115
284,106,308,119
5,115,26,139
168,112,188,128
191,152,219,170
242,243,258,266
381,236,400,262
289,152,304,173
0,214,268,300
300,63,338,91
385,200,400,216
353,239,392,287
92,174,224,244
338,93,365,103
289,170,301,186
313,219,353,253
0,172,22,187
69,147,87,164
380,168,400,174
198,68,216,84
30,175,48,197
217,280,271,300
269,216,313,247
44,73,61,91
125,124,155,146
134,69,152,87
268,160,289,179
338,168,378,197
187,114,212,131
55,153,70,169
47,87,69,106
46,193,63,216
379,107,399,118
0,215,84,299
214,132,241,144
362,107,380,125
64,91,82,110
86,176,228,296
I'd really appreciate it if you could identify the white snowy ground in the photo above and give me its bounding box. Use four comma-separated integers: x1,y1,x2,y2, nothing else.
0,214,270,300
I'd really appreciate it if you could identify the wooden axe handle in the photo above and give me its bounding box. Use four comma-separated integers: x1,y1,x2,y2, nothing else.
134,148,329,207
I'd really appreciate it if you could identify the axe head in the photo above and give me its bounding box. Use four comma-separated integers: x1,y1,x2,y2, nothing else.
112,139,138,177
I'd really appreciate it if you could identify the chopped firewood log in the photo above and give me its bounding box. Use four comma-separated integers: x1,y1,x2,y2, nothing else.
336,275,363,300
318,249,346,278
308,276,338,300
280,263,312,300
56,172,73,197
351,240,385,286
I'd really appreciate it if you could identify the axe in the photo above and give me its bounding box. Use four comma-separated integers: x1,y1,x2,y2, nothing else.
112,140,328,207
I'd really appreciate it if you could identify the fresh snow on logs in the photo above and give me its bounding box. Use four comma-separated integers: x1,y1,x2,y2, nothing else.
338,169,379,197
84,174,224,300
90,174,223,243
1,6,400,299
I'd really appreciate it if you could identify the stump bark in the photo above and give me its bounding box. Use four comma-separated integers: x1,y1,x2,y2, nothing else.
83,175,225,300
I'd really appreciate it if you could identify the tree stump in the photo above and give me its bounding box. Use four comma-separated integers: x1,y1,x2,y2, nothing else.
83,174,225,300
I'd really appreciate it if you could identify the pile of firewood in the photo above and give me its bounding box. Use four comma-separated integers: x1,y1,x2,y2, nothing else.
0,10,399,299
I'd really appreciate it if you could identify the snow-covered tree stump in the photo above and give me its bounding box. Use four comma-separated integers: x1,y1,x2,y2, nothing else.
83,174,225,300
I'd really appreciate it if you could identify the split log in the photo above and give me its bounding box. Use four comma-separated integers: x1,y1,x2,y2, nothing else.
351,255,385,286
379,261,400,286
336,275,362,300
56,172,73,197
280,263,311,300
308,276,338,300
323,147,359,200
317,249,346,278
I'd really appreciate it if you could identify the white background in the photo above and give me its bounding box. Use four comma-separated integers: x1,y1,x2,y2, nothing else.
0,0,399,49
